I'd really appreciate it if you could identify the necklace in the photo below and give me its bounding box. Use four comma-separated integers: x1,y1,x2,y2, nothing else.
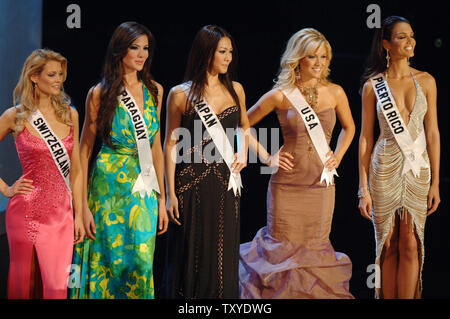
297,79,320,111
385,67,412,80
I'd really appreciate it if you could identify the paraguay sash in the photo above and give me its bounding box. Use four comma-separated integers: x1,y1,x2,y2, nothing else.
370,74,428,177
118,87,160,198
281,87,338,187
181,82,242,196
28,109,72,196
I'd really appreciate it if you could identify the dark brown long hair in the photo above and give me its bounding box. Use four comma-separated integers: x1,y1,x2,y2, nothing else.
97,21,158,148
184,25,240,110
360,16,411,92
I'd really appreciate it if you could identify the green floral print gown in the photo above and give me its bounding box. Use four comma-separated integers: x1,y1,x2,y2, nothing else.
70,83,159,299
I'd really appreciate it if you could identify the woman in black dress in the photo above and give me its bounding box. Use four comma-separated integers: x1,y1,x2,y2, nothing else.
164,25,249,298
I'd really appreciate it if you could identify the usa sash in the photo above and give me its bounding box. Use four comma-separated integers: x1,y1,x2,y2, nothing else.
281,87,338,186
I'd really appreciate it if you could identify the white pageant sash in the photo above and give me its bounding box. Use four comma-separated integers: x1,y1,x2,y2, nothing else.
181,82,242,196
281,87,338,186
118,87,160,198
28,109,72,197
370,74,428,177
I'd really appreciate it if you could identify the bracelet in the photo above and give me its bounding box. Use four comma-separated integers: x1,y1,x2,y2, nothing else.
260,154,271,165
357,187,369,198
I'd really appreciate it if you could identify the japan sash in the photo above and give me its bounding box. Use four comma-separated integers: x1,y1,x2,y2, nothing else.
181,82,242,196
370,74,428,177
281,87,338,186
118,87,160,198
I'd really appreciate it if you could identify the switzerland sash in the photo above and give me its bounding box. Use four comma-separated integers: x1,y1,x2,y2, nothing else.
28,109,72,198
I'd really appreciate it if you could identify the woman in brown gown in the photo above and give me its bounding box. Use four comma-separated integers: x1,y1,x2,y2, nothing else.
239,28,355,298
358,16,440,299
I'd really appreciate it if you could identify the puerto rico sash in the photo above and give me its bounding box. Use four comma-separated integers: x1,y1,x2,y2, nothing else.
370,73,428,177
281,87,338,186
28,109,72,197
181,82,242,196
118,87,160,198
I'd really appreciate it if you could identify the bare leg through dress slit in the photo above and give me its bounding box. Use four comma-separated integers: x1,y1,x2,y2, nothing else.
380,213,399,298
397,211,421,298
377,208,422,299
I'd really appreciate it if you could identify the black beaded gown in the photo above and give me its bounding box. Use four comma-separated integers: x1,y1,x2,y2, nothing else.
166,104,241,299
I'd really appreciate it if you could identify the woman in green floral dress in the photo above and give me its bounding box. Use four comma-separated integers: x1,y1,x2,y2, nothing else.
69,22,168,299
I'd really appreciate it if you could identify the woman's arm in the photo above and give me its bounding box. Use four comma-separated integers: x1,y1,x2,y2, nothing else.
358,81,376,220
232,81,249,173
163,86,185,225
422,73,440,215
151,81,168,234
327,84,355,169
79,84,101,240
0,107,34,197
247,89,281,127
69,107,85,244
247,89,294,170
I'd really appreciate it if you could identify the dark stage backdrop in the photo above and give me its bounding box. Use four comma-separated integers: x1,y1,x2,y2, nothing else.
0,0,43,299
21,0,448,299
0,0,43,233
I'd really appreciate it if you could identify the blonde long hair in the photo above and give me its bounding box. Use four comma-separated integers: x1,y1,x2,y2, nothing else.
274,28,332,89
13,49,71,133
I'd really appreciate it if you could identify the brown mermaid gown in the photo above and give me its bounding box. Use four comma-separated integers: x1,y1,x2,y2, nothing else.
239,93,353,299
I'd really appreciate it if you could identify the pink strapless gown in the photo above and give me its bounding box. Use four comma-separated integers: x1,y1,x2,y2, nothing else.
6,125,74,299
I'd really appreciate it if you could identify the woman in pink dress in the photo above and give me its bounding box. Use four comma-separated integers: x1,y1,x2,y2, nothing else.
0,49,84,299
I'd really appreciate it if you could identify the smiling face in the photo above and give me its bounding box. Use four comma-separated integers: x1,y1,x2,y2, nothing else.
31,60,64,97
383,21,416,59
210,36,233,75
298,44,328,81
122,34,149,73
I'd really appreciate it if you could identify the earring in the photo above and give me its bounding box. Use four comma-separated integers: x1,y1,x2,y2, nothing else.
32,82,37,100
407,57,410,65
386,49,390,68
295,66,301,81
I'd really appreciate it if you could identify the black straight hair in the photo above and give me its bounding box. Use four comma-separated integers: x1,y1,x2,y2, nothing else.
183,25,240,110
